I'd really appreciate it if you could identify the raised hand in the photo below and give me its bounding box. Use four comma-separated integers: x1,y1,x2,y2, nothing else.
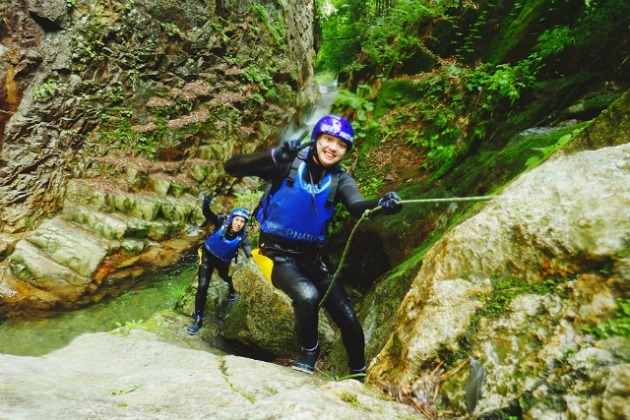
272,140,309,163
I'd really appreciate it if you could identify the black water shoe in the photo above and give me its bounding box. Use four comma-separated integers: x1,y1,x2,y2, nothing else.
290,345,320,375
349,367,367,383
186,316,203,335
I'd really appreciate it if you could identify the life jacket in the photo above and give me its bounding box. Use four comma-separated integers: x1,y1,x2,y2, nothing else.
256,151,341,245
203,221,244,263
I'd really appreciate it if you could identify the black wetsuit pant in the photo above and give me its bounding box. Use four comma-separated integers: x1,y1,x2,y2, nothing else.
262,247,366,371
194,247,232,317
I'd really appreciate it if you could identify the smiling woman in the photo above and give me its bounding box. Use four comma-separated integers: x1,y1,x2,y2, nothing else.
223,114,402,378
315,134,348,166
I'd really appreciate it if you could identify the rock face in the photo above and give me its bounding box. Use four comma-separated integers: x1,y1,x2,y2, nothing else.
224,260,336,357
0,313,420,419
0,0,319,317
368,143,630,417
176,260,337,360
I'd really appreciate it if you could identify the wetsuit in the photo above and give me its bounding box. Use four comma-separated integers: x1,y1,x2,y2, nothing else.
194,203,253,318
224,148,379,372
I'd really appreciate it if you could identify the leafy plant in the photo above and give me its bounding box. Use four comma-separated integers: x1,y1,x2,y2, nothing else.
331,87,374,141
583,298,630,339
466,60,538,108
161,22,181,38
165,283,188,303
243,63,277,91
535,26,576,57
252,4,285,48
33,79,60,100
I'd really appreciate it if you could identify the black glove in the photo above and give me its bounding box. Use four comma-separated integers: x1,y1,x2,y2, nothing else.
202,193,214,209
200,193,215,224
272,140,306,163
378,191,402,215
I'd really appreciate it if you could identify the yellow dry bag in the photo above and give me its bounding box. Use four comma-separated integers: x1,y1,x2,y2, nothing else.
252,248,273,284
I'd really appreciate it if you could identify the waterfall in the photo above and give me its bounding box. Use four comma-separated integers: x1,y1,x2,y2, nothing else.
280,81,339,143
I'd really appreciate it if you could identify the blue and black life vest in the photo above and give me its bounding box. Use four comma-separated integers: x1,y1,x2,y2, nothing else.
256,152,341,244
204,222,244,262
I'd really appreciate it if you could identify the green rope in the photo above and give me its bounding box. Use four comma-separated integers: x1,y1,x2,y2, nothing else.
318,195,497,308
314,366,366,381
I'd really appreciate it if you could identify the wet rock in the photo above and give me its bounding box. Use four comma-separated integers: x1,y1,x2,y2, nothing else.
220,260,336,358
370,143,630,417
0,316,420,419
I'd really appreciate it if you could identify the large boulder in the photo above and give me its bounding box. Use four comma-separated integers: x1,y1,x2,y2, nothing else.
370,142,630,417
0,313,420,419
220,260,336,358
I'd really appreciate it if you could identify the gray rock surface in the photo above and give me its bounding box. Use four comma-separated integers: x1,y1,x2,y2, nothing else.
0,314,421,419
370,143,630,417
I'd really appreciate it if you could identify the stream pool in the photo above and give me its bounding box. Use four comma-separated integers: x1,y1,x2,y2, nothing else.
0,256,198,357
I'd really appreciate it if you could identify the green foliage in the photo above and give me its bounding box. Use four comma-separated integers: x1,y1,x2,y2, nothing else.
165,283,188,303
361,1,440,78
475,276,566,319
565,0,630,48
333,86,374,126
583,298,630,339
535,26,576,57
366,57,538,171
124,0,136,12
314,1,365,74
161,22,181,38
33,79,60,100
373,79,422,118
466,59,539,108
243,63,277,91
316,0,461,75
71,33,105,66
252,4,285,48
100,118,158,157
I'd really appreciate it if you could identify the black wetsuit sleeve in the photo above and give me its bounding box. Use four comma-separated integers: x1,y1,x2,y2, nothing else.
214,214,227,230
203,199,221,227
337,174,380,218
224,150,281,180
240,236,253,258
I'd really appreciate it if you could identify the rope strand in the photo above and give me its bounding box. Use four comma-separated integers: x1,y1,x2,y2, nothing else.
318,195,497,308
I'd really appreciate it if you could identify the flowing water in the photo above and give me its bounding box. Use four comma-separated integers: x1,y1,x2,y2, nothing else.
281,81,339,143
0,255,198,357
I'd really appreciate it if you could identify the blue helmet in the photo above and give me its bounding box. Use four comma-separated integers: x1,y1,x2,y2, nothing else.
229,208,249,223
310,115,354,147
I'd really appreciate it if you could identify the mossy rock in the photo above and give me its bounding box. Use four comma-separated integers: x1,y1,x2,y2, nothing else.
221,261,336,358
374,78,424,118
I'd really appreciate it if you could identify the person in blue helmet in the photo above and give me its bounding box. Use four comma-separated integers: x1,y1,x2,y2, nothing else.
187,194,253,335
224,115,402,379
